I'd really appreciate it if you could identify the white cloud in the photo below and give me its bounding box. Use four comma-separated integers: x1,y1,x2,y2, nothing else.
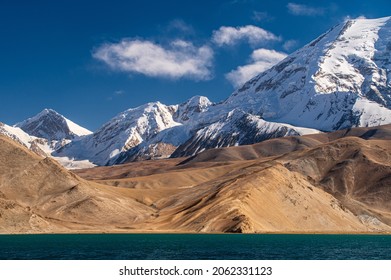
93,39,213,80
226,48,287,87
287,3,325,16
283,39,299,51
212,25,280,47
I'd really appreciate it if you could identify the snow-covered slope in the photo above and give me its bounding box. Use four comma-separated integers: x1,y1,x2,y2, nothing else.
104,97,213,164
55,102,183,165
0,122,43,153
172,109,319,157
56,90,320,165
224,17,391,131
16,109,91,141
0,121,95,169
173,95,212,123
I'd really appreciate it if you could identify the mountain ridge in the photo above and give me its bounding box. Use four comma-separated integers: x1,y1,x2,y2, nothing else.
99,17,391,165
2,16,391,168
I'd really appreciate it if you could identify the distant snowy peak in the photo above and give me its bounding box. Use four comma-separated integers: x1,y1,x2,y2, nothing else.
57,101,183,166
172,109,319,157
16,109,91,141
225,17,391,131
174,95,212,122
93,101,181,145
0,121,95,169
93,97,218,164
56,96,214,166
56,90,320,166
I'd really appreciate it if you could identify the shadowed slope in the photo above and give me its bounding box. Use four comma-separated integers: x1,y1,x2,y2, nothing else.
285,137,391,225
179,124,391,165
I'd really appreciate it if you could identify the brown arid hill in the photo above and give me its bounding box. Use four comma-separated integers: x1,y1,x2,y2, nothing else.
72,124,391,233
0,135,154,233
2,124,391,233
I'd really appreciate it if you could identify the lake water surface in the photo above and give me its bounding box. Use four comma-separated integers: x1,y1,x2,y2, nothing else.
0,234,390,260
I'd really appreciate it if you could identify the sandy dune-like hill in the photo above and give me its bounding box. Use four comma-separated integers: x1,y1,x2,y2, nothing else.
0,136,153,233
73,125,391,233
2,125,391,233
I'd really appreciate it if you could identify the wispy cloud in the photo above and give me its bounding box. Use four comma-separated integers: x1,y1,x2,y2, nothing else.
93,39,213,80
114,90,124,96
344,15,367,22
212,25,280,47
226,48,287,87
166,19,195,35
287,3,325,16
283,39,299,51
107,90,125,101
252,11,273,22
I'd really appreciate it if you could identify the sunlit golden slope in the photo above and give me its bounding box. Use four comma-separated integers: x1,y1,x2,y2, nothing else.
0,136,153,233
3,124,391,233
74,125,391,233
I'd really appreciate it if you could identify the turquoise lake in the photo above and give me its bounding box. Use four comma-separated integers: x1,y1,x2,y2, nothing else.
0,234,390,260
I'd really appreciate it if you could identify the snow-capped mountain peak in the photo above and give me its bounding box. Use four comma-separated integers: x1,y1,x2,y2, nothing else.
174,95,212,122
313,17,391,97
56,101,182,165
223,17,391,131
15,109,92,141
93,101,181,145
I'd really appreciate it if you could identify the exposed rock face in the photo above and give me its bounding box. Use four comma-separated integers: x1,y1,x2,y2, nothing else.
172,109,318,157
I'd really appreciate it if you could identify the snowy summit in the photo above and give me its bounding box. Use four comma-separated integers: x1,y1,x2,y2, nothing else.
15,109,92,141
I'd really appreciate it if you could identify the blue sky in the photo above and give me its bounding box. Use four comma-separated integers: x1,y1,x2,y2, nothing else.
1,0,391,130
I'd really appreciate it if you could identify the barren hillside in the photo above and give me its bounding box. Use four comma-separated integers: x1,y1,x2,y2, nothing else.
2,124,391,233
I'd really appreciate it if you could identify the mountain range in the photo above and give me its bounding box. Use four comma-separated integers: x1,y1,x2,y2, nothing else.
2,16,391,234
1,17,391,169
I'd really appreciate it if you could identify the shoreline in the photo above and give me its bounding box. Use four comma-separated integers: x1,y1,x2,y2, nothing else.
2,230,391,235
